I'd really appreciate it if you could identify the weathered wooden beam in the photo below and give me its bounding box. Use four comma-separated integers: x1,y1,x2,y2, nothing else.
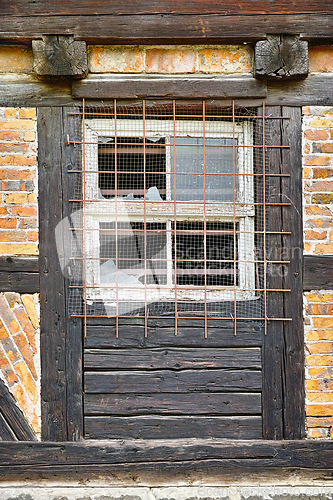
72,75,267,99
0,257,39,293
1,14,333,44
255,35,308,80
0,440,332,472
0,380,36,441
32,35,87,78
304,255,333,290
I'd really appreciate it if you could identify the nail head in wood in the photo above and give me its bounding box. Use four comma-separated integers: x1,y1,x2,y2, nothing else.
32,35,88,78
255,35,308,80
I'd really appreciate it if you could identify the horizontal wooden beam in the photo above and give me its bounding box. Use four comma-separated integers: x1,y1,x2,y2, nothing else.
0,257,39,293
303,255,333,291
0,14,333,44
72,75,266,99
2,1,333,17
0,440,332,474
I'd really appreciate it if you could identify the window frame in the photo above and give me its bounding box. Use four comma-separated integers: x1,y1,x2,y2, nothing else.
83,117,256,304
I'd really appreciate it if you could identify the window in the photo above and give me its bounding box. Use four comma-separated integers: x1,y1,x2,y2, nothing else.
82,109,255,312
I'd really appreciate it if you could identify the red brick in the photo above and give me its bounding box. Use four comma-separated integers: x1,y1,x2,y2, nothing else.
0,218,16,229
11,206,37,217
304,129,329,141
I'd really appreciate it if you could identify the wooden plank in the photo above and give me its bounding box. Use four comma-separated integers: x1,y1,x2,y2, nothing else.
38,107,68,441
262,105,284,440
72,76,267,100
1,14,333,43
84,369,262,393
0,257,39,293
84,393,261,415
267,76,333,106
84,348,262,370
281,106,305,439
62,106,84,441
0,413,16,441
0,380,36,441
304,255,333,290
84,416,263,440
0,77,73,107
2,1,333,16
0,440,332,470
85,319,264,348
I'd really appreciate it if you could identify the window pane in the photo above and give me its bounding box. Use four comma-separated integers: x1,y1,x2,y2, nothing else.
172,222,238,287
99,222,167,285
170,137,238,202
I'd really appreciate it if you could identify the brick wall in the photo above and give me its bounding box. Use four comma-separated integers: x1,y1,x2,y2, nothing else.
0,292,40,435
303,106,333,438
0,107,38,255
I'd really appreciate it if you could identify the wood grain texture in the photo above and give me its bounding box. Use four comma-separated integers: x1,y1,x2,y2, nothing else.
84,369,262,393
85,393,261,416
38,107,68,441
85,318,264,348
255,35,308,80
0,257,39,293
1,14,333,43
2,1,333,16
72,76,267,100
0,440,332,471
84,348,262,370
0,380,36,441
84,416,262,440
304,255,333,290
32,35,87,78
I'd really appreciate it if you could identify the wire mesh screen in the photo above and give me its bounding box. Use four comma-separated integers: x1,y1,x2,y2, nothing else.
62,100,292,337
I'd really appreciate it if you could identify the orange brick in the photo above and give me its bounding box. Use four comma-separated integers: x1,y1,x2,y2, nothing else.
307,304,333,315
0,155,36,167
306,404,333,416
313,167,333,179
0,208,7,215
305,218,332,228
311,193,333,204
0,130,21,141
303,167,311,179
306,380,318,391
14,361,38,404
304,156,330,166
306,330,333,341
13,305,37,353
0,320,8,341
21,295,39,330
307,416,333,427
308,367,333,378
198,47,251,73
146,48,196,74
314,242,333,254
307,180,333,192
308,427,330,438
27,230,38,242
309,46,333,72
3,168,35,181
316,379,333,392
0,46,32,73
4,108,17,118
313,317,333,329
304,143,310,154
0,230,26,242
304,229,327,240
304,242,312,252
27,193,36,203
88,45,144,73
305,292,333,302
18,108,36,119
306,354,333,365
11,206,37,217
314,143,333,154
309,116,333,128
307,342,333,354
307,393,333,403
12,332,37,379
0,350,19,386
0,295,20,334
0,143,28,154
0,243,38,255
0,120,35,130
304,129,329,141
23,131,36,142
0,218,16,229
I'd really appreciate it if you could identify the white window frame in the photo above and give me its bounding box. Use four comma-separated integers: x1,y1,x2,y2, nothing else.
83,118,255,305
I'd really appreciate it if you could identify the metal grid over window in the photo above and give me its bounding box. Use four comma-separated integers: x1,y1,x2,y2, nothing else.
62,100,292,338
